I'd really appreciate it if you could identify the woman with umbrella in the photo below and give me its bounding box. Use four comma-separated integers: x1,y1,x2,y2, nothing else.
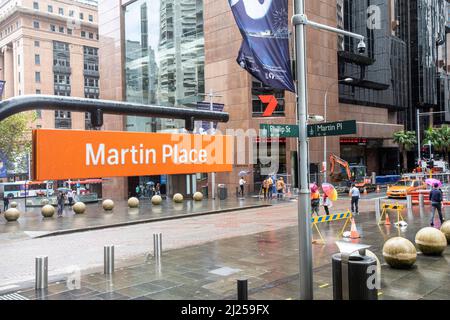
321,183,338,216
310,183,320,216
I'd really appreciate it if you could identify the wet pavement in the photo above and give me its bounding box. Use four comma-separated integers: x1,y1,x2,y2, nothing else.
0,197,270,240
2,200,448,300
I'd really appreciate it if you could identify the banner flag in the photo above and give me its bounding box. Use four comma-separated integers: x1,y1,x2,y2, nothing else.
229,0,295,92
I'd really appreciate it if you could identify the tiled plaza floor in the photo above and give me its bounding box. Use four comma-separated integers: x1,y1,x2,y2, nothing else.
6,203,449,300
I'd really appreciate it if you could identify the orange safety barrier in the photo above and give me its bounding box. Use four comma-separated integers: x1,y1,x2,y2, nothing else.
409,189,450,205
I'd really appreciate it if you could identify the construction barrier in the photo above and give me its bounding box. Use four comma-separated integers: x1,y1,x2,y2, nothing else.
409,189,450,206
311,211,353,245
378,203,405,226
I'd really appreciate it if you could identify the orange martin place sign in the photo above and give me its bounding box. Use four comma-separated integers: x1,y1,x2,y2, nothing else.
32,129,233,181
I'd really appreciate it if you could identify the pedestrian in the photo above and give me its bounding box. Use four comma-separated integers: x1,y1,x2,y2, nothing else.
429,183,445,227
135,185,141,198
67,189,74,206
310,187,320,216
267,176,274,199
57,192,65,217
276,177,285,200
239,177,246,197
322,193,332,216
350,184,360,215
155,183,161,195
3,195,10,211
262,178,269,200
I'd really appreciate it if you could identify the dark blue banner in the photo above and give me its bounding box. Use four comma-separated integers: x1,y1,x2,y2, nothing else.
229,0,295,92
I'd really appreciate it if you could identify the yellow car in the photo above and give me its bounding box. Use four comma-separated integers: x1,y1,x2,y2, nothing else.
387,179,426,199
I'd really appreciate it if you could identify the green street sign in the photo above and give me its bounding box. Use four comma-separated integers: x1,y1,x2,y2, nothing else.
307,120,357,137
260,124,299,138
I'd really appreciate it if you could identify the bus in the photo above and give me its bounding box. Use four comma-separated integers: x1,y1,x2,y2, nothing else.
0,181,54,199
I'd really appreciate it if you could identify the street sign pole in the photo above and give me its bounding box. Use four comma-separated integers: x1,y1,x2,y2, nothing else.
294,0,313,301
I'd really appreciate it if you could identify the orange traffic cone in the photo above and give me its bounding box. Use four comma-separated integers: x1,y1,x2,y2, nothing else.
385,214,391,226
350,218,360,239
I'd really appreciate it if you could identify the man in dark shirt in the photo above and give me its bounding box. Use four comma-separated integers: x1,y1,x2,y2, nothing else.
429,183,445,227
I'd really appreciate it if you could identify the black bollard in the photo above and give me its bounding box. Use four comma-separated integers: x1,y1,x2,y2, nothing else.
237,279,248,300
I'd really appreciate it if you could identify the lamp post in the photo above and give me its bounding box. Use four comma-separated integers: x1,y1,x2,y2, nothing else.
323,78,354,183
416,110,447,162
292,0,365,300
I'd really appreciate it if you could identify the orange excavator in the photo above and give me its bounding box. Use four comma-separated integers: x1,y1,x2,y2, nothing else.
329,154,375,193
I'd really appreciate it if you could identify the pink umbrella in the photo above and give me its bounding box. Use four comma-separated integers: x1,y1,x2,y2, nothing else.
321,183,338,201
310,183,318,192
425,178,442,187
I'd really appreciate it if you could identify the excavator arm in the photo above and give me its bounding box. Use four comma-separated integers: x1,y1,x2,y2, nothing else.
329,154,352,180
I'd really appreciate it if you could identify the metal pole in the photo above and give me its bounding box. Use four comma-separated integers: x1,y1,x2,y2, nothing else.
294,0,313,300
104,245,114,275
237,279,248,300
417,109,421,162
153,233,162,260
210,89,216,200
375,198,381,220
35,256,48,290
323,89,328,183
406,195,413,215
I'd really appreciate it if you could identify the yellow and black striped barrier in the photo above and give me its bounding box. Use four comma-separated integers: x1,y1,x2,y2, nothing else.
311,210,353,245
378,202,405,225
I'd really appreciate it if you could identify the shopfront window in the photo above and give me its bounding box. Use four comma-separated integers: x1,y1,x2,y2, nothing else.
124,0,205,132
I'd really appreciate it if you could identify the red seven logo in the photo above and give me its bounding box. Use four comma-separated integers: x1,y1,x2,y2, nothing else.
259,95,278,117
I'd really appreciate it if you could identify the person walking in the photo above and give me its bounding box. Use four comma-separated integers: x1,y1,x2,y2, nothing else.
3,195,10,212
267,176,274,199
239,177,246,197
311,187,320,216
261,178,269,200
276,177,285,200
67,189,74,206
57,192,66,217
135,185,141,198
430,183,445,227
155,183,161,196
350,184,360,215
322,193,332,216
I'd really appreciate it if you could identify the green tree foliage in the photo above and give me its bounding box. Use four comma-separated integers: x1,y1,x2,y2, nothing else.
393,130,416,170
0,112,36,172
425,125,450,161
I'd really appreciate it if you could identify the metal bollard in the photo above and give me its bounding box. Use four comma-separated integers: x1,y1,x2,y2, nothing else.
406,195,412,212
153,233,162,260
104,245,114,275
237,279,248,300
375,198,381,220
419,194,424,208
35,256,48,290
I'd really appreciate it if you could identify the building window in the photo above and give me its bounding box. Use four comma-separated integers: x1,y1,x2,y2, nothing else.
35,54,40,65
89,32,94,39
33,21,40,29
80,13,84,20
89,15,93,22
18,72,20,83
59,26,64,33
67,28,72,35
50,25,56,32
69,10,74,17
33,2,39,10
35,72,41,83
36,109,42,119
55,111,72,129
34,40,40,47
36,89,41,94
251,78,285,117
17,54,20,66
48,5,53,13
81,31,86,37
59,8,64,15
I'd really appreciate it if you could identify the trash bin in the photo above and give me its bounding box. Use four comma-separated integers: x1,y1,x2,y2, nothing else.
332,252,378,300
218,184,227,200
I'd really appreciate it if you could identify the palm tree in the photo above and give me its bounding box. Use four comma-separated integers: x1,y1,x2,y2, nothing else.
393,130,416,171
426,125,450,162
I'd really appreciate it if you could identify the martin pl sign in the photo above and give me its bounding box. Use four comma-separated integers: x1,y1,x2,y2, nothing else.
307,120,357,138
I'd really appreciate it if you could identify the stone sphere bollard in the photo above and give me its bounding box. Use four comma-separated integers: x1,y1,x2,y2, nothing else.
4,208,20,222
102,199,114,211
41,199,50,206
151,195,162,205
193,192,204,202
415,227,447,256
72,202,86,214
440,221,450,244
128,197,139,208
10,202,18,208
41,205,55,218
173,193,184,203
382,237,417,269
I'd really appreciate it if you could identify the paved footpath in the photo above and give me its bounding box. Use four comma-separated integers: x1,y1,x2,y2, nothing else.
1,198,448,300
